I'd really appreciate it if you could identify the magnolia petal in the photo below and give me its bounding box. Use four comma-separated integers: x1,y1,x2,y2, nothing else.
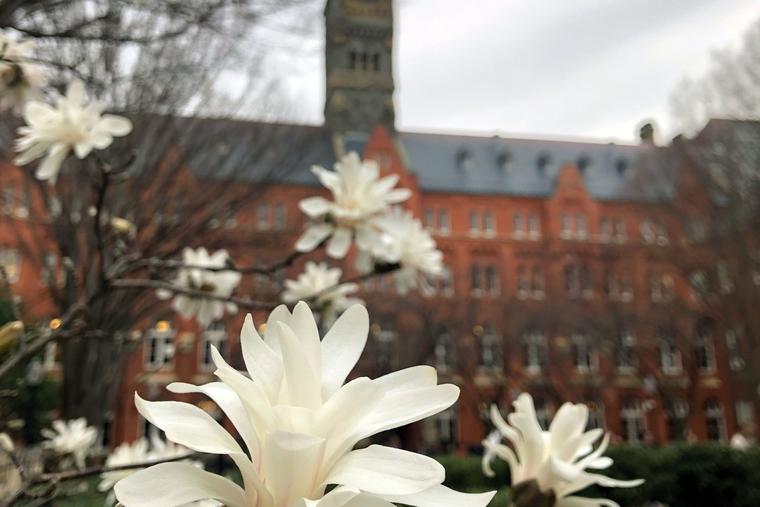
166,382,259,464
296,224,334,252
134,394,241,456
299,196,331,217
555,497,621,507
326,227,352,258
290,302,322,375
482,441,519,479
240,314,283,403
320,304,369,398
101,114,133,136
276,322,322,409
35,143,69,183
327,445,444,496
382,485,496,507
263,432,325,507
357,384,460,439
374,365,437,392
114,462,247,507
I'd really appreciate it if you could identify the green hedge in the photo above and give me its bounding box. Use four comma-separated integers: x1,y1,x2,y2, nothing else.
437,444,760,507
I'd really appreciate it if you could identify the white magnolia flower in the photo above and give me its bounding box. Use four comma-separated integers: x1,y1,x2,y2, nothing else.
282,262,363,327
14,79,132,183
41,418,98,469
0,31,46,113
99,436,197,505
296,152,411,258
115,302,495,507
157,248,242,327
483,393,643,507
370,208,444,294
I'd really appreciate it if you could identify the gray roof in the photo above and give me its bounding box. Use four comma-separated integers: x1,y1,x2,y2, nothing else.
166,117,676,202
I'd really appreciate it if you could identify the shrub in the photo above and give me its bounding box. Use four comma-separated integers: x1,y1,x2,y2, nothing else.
436,444,760,507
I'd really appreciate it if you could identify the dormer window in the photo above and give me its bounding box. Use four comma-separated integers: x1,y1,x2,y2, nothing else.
457,148,473,171
496,149,511,171
536,152,551,174
577,154,591,172
616,158,629,176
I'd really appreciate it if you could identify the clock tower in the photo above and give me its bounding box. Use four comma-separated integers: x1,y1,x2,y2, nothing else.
324,0,395,134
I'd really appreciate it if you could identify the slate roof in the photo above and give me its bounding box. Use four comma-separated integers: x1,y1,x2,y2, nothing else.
163,116,676,202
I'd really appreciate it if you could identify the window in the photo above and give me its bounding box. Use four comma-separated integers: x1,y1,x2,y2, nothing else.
470,265,482,296
429,266,454,297
434,330,456,370
485,266,499,295
371,52,381,72
469,212,480,235
524,332,546,373
513,213,524,239
273,203,286,230
423,209,434,230
532,267,545,299
716,261,734,294
0,247,21,283
348,50,358,69
705,400,726,442
373,323,398,372
617,330,637,372
479,326,502,370
666,399,689,441
599,217,611,243
517,266,529,299
1,184,14,214
659,330,682,375
650,273,673,303
200,321,227,370
471,264,497,297
483,212,495,236
573,333,597,373
587,402,605,430
438,210,450,234
41,251,57,287
145,321,175,369
565,265,579,297
640,219,654,243
621,400,646,443
614,219,626,243
620,274,633,302
655,222,669,245
527,214,540,239
695,320,716,374
580,265,593,298
576,214,588,240
736,401,756,430
256,203,269,230
561,213,572,239
434,407,457,449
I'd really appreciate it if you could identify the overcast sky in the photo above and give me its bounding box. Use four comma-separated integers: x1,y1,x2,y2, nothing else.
271,0,760,144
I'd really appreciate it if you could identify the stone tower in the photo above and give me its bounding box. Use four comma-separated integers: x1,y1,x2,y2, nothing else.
324,0,395,134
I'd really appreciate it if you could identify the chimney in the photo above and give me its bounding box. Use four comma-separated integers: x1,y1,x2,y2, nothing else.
638,121,656,145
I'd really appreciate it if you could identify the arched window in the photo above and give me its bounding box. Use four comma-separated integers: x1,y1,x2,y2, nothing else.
620,400,646,443
705,400,726,441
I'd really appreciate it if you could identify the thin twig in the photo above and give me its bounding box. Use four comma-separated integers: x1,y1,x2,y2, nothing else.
109,278,275,310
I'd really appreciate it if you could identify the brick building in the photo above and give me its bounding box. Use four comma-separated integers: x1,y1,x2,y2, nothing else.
1,0,758,452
